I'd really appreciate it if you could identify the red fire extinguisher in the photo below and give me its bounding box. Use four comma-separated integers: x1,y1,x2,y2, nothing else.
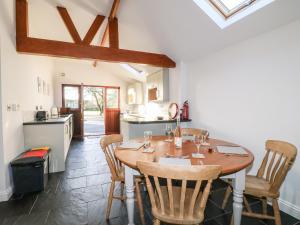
182,100,189,120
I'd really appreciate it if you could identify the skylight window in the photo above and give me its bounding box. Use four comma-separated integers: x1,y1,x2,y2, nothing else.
209,0,255,18
193,0,274,29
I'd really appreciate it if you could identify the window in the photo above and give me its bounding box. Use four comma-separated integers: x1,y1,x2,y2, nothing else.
193,0,274,29
63,86,80,109
209,0,256,18
106,88,119,109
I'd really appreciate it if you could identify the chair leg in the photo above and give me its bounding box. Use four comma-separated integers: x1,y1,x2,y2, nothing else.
222,186,232,209
106,181,115,220
262,198,267,215
244,196,252,213
272,199,281,225
135,180,146,225
121,181,125,201
153,219,160,225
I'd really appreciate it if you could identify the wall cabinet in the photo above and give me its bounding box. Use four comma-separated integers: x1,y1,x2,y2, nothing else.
146,68,169,102
127,82,144,105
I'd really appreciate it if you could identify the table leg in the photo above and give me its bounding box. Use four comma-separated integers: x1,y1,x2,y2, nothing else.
232,169,246,225
125,165,135,225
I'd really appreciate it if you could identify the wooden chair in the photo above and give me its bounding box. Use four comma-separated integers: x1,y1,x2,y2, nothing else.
222,140,297,225
181,128,209,137
100,135,146,225
137,161,222,225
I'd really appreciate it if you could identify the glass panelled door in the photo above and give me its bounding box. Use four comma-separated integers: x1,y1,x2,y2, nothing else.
62,84,84,139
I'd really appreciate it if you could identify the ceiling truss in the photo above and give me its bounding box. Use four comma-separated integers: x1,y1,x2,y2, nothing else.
16,0,176,68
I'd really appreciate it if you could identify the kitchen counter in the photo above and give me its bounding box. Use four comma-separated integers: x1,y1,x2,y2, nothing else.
122,117,192,124
121,116,192,140
23,114,73,125
23,114,73,173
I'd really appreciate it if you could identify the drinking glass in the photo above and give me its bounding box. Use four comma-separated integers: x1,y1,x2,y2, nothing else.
144,131,152,149
202,131,209,145
165,124,173,141
194,135,203,156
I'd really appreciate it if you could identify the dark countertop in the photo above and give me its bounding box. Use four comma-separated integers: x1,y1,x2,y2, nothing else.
23,114,73,125
122,117,192,124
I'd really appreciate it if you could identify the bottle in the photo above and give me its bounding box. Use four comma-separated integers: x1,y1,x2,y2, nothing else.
174,116,182,148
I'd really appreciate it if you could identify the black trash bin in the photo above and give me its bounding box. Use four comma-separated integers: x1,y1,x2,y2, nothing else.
11,150,50,195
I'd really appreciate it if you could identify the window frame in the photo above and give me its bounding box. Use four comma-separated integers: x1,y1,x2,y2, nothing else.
208,0,256,19
105,87,120,109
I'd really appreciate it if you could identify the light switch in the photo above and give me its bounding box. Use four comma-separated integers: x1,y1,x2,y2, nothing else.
7,104,11,111
12,104,17,111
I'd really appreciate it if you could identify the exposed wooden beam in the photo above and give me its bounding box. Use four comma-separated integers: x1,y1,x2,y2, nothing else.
101,0,120,47
108,18,119,49
82,15,105,45
57,6,82,44
17,37,176,68
94,0,120,66
16,0,176,68
16,0,28,39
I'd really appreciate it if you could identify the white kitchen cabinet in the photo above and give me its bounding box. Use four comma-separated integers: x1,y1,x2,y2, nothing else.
23,115,73,173
127,82,144,105
146,68,169,102
120,119,190,141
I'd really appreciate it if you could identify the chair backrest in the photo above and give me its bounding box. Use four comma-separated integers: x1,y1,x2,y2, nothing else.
137,161,221,224
181,128,208,137
257,140,297,193
100,134,123,179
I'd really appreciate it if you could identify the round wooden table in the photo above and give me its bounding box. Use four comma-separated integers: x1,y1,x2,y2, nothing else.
115,136,254,225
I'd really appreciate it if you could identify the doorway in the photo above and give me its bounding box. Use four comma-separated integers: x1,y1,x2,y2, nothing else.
83,86,105,136
62,84,120,138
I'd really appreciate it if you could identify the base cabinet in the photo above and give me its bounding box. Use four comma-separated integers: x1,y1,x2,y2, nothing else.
23,116,73,173
121,121,190,141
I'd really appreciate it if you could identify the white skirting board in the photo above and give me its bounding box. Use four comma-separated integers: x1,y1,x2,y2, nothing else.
279,198,300,220
0,186,13,202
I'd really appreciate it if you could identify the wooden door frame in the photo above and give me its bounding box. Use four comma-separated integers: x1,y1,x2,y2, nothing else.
62,84,84,139
62,84,83,108
62,84,121,136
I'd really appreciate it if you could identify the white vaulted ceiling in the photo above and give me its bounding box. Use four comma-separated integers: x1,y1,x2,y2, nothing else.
27,0,300,78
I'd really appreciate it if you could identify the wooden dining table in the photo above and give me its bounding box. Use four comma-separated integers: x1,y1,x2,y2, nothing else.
115,136,254,225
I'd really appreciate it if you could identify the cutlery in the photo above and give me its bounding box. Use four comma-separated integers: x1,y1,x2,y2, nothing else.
224,153,249,157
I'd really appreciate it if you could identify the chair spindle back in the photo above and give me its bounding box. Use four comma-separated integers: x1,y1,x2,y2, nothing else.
256,140,297,194
137,161,221,224
100,134,123,179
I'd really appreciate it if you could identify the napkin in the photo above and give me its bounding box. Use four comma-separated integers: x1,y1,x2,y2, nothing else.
119,141,144,150
159,157,191,166
217,146,248,155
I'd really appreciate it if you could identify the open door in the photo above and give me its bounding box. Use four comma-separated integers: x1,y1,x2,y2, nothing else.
104,87,120,135
62,84,84,139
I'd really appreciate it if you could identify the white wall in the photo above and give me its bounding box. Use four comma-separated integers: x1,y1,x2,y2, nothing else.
53,59,129,111
186,19,300,218
0,0,55,201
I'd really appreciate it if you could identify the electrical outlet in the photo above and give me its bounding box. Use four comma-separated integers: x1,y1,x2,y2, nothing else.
7,104,11,111
12,104,17,111
36,106,39,110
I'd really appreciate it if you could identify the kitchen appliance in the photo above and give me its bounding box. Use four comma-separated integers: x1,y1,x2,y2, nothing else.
51,106,59,118
35,111,47,121
181,100,189,120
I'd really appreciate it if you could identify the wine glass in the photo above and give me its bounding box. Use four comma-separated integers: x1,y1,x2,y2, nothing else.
144,131,152,149
165,124,173,141
194,135,203,156
202,131,209,145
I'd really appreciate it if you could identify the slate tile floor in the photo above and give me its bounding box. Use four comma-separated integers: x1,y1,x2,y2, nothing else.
0,137,299,225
